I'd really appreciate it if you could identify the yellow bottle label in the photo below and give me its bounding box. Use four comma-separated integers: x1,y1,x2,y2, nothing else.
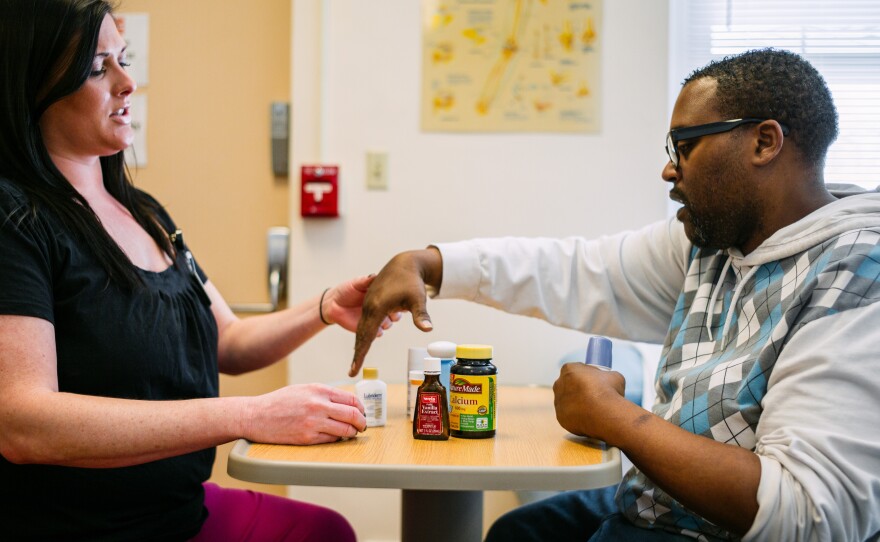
449,375,495,432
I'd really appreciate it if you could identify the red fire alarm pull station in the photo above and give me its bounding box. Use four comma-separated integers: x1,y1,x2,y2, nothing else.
301,165,339,217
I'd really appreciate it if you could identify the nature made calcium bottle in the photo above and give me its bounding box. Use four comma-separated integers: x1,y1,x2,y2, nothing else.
450,344,496,439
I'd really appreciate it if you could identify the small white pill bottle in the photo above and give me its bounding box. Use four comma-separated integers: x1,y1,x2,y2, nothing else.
356,367,387,427
408,369,425,421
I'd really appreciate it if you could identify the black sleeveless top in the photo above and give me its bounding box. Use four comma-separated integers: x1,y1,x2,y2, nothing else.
0,179,219,541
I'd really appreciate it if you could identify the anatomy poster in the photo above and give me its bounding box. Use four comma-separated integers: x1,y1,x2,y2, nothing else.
422,0,602,133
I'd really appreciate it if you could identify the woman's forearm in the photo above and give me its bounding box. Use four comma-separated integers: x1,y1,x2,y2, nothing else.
1,390,248,468
208,280,327,375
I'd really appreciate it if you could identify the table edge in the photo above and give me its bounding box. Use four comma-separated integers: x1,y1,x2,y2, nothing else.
228,439,622,491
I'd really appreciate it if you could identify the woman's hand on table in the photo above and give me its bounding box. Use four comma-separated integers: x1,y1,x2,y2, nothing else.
242,384,367,445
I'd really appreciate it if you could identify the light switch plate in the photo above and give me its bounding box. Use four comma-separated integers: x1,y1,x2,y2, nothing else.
366,151,388,190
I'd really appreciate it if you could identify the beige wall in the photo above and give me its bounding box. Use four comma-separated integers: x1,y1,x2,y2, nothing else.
118,0,291,495
287,1,670,539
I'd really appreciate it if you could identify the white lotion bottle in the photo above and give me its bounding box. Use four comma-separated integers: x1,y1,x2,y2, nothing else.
408,369,425,421
427,340,456,404
356,367,387,427
406,347,428,418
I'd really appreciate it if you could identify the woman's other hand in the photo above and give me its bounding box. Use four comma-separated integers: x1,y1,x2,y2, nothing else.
320,275,401,334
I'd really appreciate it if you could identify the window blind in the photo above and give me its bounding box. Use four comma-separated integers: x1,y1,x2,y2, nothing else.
669,0,880,188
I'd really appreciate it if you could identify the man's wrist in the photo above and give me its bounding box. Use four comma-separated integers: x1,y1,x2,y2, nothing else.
418,246,443,294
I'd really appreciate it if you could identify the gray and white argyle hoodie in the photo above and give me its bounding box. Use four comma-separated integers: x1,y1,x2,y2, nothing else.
616,185,880,541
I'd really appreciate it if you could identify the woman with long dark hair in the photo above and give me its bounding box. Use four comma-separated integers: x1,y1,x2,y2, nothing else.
0,1,392,539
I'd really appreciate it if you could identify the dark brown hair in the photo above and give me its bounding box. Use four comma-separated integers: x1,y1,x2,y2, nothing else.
0,0,175,289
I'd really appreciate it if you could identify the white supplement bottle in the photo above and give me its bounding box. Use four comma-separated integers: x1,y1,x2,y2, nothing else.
427,340,456,404
406,347,428,417
408,369,425,421
356,367,387,427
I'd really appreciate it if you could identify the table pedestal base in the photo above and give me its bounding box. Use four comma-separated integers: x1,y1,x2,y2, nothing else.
401,489,484,542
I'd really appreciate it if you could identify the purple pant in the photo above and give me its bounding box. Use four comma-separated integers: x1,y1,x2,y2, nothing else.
189,483,356,542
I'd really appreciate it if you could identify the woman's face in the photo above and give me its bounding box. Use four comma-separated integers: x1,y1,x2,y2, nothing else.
39,14,136,162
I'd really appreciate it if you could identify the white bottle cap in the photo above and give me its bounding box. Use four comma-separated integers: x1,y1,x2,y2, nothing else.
427,340,456,359
407,347,428,371
409,369,424,381
423,356,441,373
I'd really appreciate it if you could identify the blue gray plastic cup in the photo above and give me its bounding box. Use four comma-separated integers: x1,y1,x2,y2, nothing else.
585,336,613,369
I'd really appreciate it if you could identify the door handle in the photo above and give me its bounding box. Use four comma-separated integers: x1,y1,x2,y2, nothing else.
230,227,290,313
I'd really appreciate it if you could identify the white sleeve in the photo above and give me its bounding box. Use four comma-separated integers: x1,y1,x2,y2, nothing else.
433,218,691,343
745,303,880,542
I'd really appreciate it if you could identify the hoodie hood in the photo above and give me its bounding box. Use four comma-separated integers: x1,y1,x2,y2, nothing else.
705,183,880,343
737,183,880,266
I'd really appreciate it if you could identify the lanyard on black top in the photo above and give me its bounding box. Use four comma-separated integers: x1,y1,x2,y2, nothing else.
169,229,212,306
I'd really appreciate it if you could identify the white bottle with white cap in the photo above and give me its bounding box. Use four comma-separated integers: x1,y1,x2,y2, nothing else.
408,369,424,421
406,347,428,419
356,367,387,427
427,340,456,404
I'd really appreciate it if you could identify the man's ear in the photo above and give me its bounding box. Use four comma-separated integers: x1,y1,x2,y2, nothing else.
752,120,785,166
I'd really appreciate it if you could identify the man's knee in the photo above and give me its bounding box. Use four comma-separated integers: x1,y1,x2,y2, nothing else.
485,506,540,542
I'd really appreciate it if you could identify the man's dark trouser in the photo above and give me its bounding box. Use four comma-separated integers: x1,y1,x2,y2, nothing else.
485,486,695,542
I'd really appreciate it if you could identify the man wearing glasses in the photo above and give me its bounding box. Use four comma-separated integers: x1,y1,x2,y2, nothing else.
353,49,880,541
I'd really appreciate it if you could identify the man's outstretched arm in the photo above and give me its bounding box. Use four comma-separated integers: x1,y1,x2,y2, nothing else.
351,247,443,376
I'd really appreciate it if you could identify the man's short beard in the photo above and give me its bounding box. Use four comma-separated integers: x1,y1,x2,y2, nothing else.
682,147,761,251
688,206,725,249
687,201,761,251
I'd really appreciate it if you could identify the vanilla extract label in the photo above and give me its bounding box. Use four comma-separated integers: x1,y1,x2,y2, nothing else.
416,392,443,435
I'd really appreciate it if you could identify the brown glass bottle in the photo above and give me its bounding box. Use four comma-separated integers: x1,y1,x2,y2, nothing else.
413,357,450,440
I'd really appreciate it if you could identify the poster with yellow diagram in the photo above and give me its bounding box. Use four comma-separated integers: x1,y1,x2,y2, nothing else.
422,0,602,133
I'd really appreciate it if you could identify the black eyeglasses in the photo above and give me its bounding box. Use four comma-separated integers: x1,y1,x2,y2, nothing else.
665,118,790,167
